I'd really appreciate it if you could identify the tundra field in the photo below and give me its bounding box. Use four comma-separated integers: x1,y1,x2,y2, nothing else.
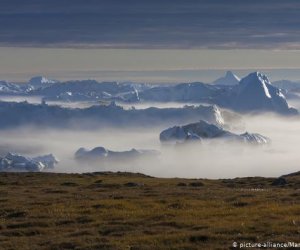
0,171,299,250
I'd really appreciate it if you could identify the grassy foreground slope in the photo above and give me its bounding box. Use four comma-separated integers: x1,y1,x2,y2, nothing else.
0,172,299,250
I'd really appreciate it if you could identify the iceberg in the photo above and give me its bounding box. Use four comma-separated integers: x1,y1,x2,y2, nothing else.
75,146,159,161
0,153,59,172
160,120,270,145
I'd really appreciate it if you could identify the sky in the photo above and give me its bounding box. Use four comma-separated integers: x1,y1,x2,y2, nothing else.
1,0,300,82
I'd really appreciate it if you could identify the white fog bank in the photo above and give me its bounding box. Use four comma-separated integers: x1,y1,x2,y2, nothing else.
0,112,300,179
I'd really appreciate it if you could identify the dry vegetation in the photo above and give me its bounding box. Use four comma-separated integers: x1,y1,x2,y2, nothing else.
0,171,300,249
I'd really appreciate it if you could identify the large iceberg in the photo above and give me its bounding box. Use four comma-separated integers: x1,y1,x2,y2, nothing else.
0,101,225,129
213,71,240,86
233,72,297,115
28,76,58,89
75,146,159,161
0,153,59,172
0,72,297,116
160,120,270,145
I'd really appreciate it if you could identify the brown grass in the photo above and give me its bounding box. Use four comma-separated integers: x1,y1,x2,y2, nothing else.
0,171,299,249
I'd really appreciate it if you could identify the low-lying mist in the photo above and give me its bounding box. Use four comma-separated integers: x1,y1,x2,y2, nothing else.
1,112,300,179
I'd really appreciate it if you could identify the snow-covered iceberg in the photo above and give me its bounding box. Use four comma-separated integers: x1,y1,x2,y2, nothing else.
0,81,24,95
0,153,59,172
0,72,297,116
160,120,270,145
213,71,240,86
28,76,58,89
0,101,225,129
139,82,221,103
34,80,143,103
233,72,297,115
75,146,159,161
137,72,297,115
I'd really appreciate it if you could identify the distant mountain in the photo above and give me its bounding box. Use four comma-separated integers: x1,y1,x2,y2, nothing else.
233,72,297,115
160,120,270,145
212,71,240,85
